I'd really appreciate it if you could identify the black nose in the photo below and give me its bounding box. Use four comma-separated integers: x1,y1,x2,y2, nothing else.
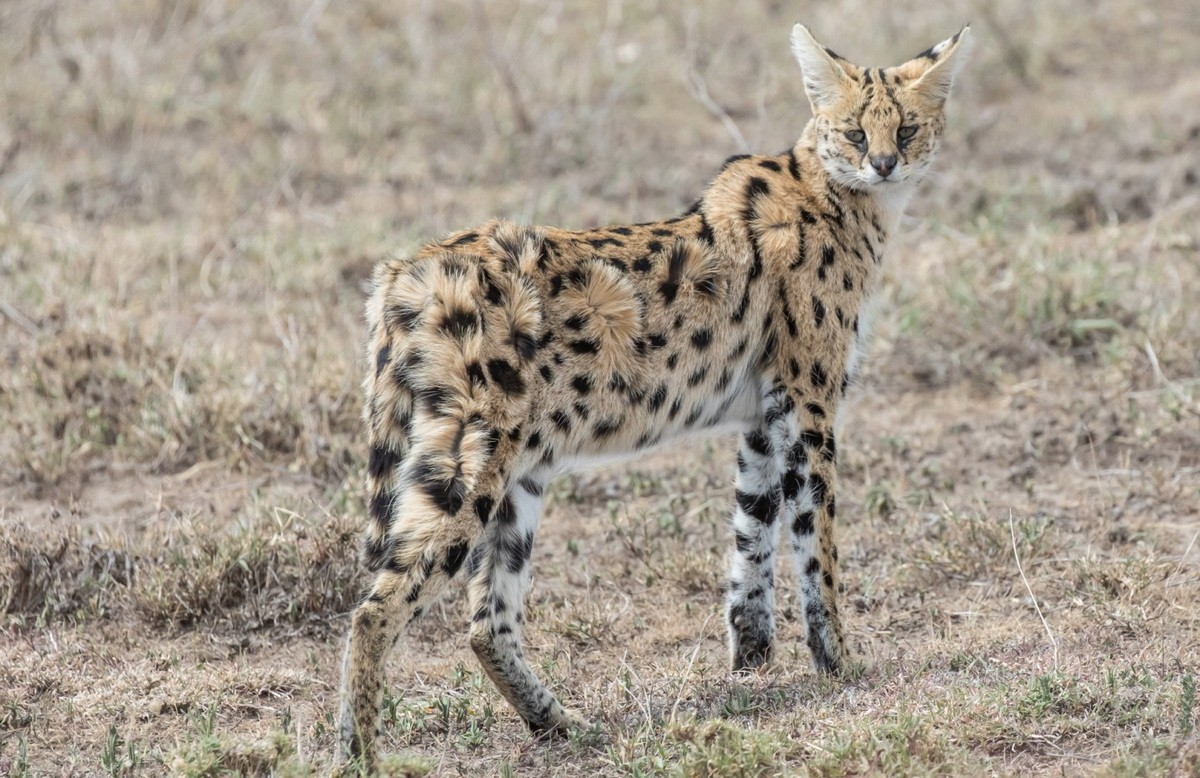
870,155,897,178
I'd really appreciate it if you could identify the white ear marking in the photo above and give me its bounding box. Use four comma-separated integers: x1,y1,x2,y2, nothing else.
790,23,853,110
910,26,973,104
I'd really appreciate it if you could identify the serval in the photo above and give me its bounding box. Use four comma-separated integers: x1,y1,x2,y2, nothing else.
339,22,972,767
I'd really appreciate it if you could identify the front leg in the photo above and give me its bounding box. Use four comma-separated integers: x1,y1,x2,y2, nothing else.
784,410,851,675
726,389,791,672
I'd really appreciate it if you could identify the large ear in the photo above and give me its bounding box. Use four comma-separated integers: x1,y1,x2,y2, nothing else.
905,26,973,104
790,24,855,110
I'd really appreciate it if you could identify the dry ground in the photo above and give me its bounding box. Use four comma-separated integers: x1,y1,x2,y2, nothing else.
2,0,1199,775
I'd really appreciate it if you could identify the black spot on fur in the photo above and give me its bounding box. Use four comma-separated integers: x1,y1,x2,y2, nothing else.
519,476,544,496
779,283,798,337
568,338,600,355
484,277,504,306
811,361,828,387
588,236,622,248
819,244,836,281
632,257,652,273
443,542,469,578
445,231,479,247
648,384,669,411
539,364,553,383
800,428,825,451
808,473,828,505
691,328,712,350
736,489,780,524
388,305,421,331
503,530,535,574
411,457,466,516
375,345,391,377
687,366,709,387
593,418,621,439
467,361,488,388
782,470,804,500
744,430,771,457
648,332,668,349
731,286,751,323
792,510,815,536
493,495,515,525
487,359,525,395
369,491,392,530
474,495,495,526
368,446,401,480
812,296,826,328
512,330,538,361
572,374,592,395
759,159,782,171
440,308,479,338
551,410,572,432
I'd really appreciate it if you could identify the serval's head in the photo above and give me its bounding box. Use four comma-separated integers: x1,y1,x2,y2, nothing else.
791,24,972,191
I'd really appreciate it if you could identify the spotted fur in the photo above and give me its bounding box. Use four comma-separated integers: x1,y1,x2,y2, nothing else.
339,23,971,766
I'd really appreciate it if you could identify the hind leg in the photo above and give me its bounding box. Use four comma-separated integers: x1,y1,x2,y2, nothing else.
339,559,443,766
467,473,585,733
338,435,515,767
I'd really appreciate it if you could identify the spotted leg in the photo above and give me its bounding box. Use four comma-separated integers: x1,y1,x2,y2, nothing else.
726,387,794,672
785,412,851,675
337,432,517,769
467,473,585,732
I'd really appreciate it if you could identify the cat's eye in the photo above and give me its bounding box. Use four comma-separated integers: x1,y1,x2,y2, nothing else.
897,125,919,140
844,129,866,145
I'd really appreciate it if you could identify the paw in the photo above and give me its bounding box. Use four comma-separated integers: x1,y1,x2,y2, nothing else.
809,637,861,680
529,703,592,737
730,634,775,674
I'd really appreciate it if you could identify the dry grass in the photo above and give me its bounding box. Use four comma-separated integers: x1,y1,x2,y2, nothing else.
2,0,1199,775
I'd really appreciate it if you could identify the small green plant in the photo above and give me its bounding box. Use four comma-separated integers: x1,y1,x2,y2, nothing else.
12,737,30,778
1180,672,1195,735
100,723,141,777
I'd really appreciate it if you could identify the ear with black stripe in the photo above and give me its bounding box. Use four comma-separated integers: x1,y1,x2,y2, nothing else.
790,24,856,110
902,26,973,105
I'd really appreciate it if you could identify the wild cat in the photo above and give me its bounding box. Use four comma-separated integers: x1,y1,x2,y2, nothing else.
338,22,971,766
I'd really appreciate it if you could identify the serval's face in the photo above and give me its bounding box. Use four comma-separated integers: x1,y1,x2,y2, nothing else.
791,25,972,191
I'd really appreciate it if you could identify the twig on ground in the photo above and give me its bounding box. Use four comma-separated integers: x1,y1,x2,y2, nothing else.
670,612,716,724
0,298,39,337
1010,509,1059,672
1144,340,1200,417
1166,527,1200,590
